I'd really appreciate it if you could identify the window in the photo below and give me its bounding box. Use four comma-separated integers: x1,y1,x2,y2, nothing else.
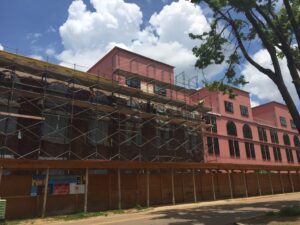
207,137,220,156
154,84,167,96
227,121,237,136
290,120,296,129
88,119,109,146
273,147,282,162
243,124,252,139
42,114,69,144
258,127,268,142
260,145,270,161
126,77,140,89
245,142,255,159
294,136,300,147
280,116,287,126
240,105,249,117
224,101,233,113
285,148,294,163
229,140,240,158
205,115,217,133
283,133,291,146
270,130,279,144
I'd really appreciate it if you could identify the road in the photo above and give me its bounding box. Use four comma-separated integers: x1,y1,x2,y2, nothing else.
22,192,300,225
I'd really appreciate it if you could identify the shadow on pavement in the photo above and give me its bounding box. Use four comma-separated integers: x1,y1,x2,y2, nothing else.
148,199,300,225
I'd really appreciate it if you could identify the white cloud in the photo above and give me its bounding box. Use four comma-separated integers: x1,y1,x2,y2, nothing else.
242,49,298,107
29,54,44,61
57,0,223,85
250,99,260,107
47,26,56,33
0,44,3,51
45,47,56,56
26,33,42,44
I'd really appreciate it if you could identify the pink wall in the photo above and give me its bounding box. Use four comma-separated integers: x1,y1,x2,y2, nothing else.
88,47,300,166
190,88,220,113
252,104,277,127
88,47,174,83
197,89,300,166
88,47,194,105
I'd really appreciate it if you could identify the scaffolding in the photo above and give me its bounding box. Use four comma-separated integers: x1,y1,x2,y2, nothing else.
0,50,210,162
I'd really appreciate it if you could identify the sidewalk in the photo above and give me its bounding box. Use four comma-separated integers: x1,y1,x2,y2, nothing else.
9,192,300,225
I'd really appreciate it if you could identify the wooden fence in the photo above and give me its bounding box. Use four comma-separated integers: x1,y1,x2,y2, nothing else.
2,168,300,219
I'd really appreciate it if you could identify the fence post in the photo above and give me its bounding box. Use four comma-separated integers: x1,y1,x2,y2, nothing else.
268,171,274,195
42,168,49,218
136,170,140,205
108,172,111,209
84,168,89,213
171,169,175,205
192,169,197,203
288,171,294,192
243,170,248,198
256,171,262,196
211,170,216,200
118,168,122,210
228,170,233,199
146,169,150,207
279,171,284,193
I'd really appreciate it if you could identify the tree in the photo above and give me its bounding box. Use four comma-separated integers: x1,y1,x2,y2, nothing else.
190,0,300,133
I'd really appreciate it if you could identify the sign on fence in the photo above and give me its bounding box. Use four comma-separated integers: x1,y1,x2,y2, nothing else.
31,175,85,196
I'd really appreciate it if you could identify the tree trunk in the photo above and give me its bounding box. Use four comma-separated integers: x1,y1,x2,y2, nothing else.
275,76,300,133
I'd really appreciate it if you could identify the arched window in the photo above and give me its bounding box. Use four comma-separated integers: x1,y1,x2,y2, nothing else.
294,135,300,147
283,133,291,146
243,124,252,139
227,121,237,136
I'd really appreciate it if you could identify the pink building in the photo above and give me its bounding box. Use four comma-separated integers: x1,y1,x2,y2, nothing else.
193,87,300,166
89,47,300,166
88,46,193,104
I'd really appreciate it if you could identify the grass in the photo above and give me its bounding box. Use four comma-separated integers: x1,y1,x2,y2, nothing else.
53,211,108,221
5,206,149,225
4,211,108,224
266,205,300,217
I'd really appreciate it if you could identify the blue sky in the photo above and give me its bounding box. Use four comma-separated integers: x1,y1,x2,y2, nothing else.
0,0,168,62
0,0,295,108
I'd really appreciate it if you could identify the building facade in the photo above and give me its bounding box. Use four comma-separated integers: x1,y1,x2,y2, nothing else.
191,87,300,166
0,47,205,162
89,47,300,167
0,47,300,220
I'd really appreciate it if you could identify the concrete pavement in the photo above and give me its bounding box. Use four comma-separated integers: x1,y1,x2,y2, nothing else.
19,192,300,225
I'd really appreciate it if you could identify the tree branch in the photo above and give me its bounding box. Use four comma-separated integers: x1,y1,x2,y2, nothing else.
215,8,276,79
283,0,300,49
254,5,300,99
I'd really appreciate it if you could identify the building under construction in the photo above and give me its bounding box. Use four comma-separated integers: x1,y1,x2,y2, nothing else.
0,47,299,220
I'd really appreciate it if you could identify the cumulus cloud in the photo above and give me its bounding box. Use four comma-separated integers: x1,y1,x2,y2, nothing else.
0,44,3,51
57,0,223,85
242,49,298,106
